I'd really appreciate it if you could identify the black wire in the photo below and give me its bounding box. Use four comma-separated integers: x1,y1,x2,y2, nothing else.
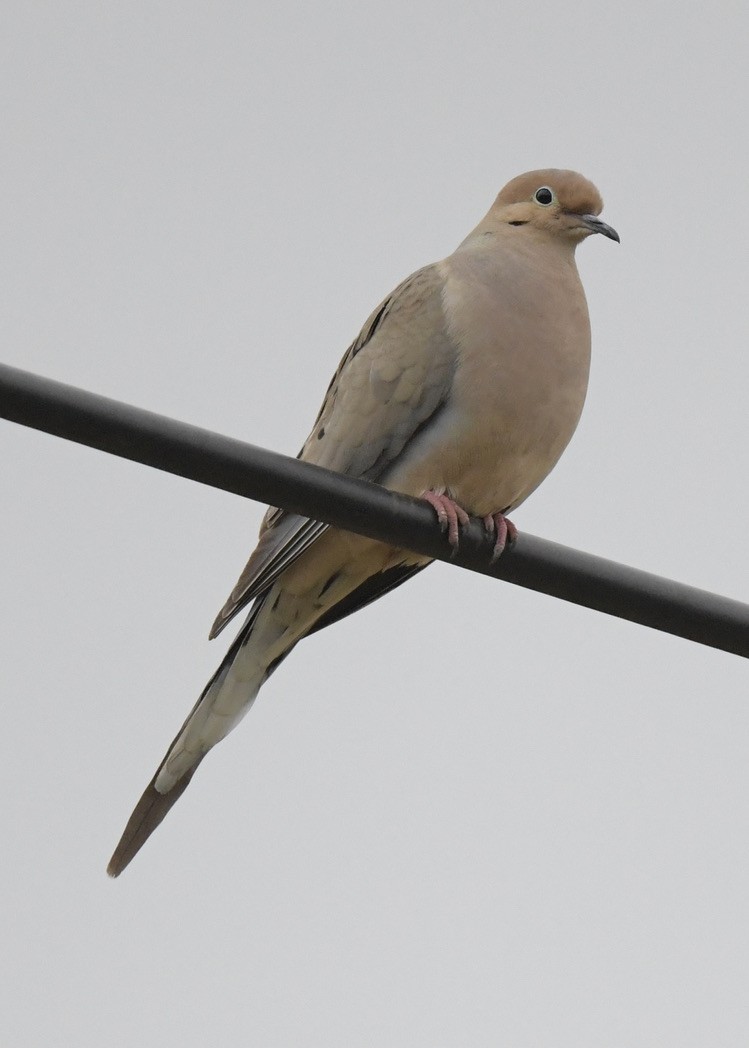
2,362,748,659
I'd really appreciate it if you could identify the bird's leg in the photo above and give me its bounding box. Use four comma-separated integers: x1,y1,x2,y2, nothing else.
421,491,518,559
482,512,518,562
421,490,470,549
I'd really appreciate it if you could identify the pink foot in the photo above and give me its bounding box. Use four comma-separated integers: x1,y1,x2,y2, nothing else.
422,490,470,549
482,512,519,562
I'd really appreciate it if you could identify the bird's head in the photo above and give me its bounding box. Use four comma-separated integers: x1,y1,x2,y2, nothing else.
495,169,619,245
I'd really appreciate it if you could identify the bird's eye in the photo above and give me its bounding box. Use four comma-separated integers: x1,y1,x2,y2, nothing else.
534,187,554,206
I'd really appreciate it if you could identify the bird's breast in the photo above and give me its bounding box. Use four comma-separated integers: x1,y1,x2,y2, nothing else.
385,249,592,515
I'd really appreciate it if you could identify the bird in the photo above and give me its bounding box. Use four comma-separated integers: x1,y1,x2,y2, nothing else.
107,169,618,876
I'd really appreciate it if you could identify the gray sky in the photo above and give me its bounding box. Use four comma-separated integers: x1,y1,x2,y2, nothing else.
2,2,749,1045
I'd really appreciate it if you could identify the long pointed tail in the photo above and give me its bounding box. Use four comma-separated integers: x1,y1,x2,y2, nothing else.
107,538,413,876
106,759,204,876
107,602,275,877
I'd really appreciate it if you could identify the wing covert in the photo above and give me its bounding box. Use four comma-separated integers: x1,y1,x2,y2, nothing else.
211,262,457,636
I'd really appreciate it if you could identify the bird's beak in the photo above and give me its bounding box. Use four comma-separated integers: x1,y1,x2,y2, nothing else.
578,214,620,242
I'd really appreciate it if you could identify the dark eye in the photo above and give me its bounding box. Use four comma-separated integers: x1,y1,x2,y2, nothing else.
534,187,554,206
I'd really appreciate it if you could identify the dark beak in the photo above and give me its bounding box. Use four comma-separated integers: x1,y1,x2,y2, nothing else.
579,214,620,242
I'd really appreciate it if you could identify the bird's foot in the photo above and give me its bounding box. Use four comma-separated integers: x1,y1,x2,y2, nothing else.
482,512,518,562
422,490,470,549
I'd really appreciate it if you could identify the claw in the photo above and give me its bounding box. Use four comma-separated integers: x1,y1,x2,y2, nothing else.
422,490,470,549
422,491,517,559
482,512,518,561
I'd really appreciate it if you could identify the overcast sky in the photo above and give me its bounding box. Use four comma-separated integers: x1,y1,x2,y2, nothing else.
2,2,749,1045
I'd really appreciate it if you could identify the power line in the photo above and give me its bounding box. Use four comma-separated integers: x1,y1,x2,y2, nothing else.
2,361,748,659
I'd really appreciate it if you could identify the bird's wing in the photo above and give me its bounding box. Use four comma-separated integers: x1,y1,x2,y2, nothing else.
209,263,457,638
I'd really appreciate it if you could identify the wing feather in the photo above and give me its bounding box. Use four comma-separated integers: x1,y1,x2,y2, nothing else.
211,263,456,635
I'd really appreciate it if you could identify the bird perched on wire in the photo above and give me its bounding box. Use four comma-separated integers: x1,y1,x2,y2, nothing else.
107,169,618,876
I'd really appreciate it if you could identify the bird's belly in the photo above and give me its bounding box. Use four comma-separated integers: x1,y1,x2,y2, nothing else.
383,336,589,515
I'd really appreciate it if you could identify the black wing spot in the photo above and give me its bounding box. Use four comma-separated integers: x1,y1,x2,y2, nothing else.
263,649,294,684
318,571,341,598
352,299,390,359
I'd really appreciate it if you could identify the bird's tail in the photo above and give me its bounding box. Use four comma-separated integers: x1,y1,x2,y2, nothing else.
107,542,421,876
105,757,206,878
107,596,294,877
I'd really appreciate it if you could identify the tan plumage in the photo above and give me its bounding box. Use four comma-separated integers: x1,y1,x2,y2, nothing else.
107,169,618,876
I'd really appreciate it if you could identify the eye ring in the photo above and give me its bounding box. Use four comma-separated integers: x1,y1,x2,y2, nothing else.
534,186,554,206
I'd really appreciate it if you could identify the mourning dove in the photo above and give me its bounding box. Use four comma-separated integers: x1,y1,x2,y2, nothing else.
107,169,618,876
